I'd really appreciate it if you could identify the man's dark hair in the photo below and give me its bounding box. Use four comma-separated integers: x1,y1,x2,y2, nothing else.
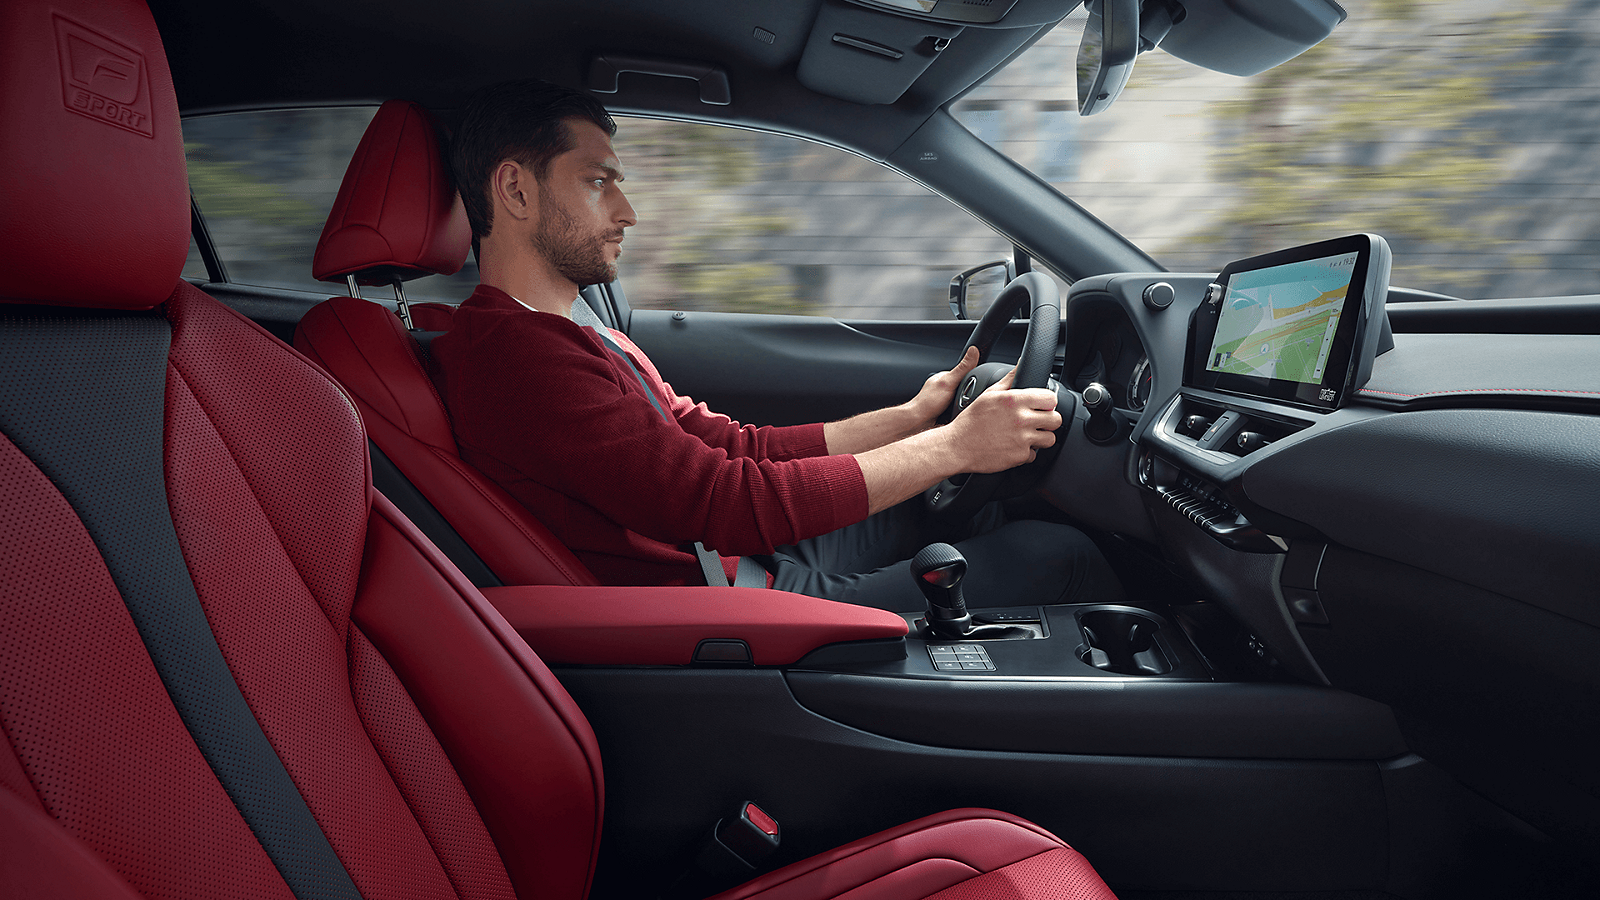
451,79,617,251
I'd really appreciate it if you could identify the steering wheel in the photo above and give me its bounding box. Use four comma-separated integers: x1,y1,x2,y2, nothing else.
924,271,1070,522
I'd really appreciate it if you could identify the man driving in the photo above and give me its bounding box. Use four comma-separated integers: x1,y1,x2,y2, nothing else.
432,79,1121,611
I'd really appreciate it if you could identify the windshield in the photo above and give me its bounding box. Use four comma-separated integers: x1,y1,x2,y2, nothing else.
953,0,1596,300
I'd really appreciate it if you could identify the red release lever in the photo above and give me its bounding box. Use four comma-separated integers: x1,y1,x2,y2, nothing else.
743,802,778,837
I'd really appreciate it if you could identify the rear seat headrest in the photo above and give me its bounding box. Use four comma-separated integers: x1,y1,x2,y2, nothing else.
0,0,190,310
312,100,470,287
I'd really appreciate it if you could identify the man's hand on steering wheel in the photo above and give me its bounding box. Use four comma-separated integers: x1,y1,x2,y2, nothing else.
942,368,1061,473
905,345,981,431
922,271,1074,521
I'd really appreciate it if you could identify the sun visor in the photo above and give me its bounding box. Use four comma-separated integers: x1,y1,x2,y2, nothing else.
798,0,963,105
1158,0,1348,77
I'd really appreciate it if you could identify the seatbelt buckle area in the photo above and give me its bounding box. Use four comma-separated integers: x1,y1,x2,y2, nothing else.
711,801,781,865
662,801,781,899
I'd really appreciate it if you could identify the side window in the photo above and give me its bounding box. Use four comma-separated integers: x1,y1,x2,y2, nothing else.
182,108,481,300
610,117,1014,320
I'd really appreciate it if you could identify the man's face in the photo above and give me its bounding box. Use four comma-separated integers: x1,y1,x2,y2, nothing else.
531,118,636,286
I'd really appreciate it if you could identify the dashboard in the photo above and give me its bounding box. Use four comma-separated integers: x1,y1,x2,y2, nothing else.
1042,254,1600,854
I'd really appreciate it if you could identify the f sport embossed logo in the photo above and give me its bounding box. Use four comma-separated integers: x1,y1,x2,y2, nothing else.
54,15,153,137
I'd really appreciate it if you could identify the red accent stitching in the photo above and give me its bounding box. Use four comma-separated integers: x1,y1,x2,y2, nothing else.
1360,386,1600,399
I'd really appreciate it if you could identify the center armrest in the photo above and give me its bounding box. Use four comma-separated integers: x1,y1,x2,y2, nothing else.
482,585,909,666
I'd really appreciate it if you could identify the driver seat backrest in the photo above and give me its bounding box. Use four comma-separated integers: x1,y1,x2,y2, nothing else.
294,99,596,587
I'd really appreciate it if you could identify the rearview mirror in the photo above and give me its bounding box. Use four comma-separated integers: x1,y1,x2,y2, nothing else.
1076,0,1139,116
949,259,1016,320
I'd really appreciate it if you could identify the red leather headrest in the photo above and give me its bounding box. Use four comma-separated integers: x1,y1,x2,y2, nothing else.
0,0,189,310
312,100,470,286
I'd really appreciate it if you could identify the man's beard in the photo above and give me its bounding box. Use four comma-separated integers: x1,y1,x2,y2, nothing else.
533,191,620,286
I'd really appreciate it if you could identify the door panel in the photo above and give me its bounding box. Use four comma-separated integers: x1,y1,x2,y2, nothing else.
628,308,1035,426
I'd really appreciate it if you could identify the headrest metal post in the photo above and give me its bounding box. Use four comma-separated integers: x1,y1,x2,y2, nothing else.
346,274,361,299
392,277,413,330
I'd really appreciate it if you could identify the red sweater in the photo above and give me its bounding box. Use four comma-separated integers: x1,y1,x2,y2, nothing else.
430,285,869,586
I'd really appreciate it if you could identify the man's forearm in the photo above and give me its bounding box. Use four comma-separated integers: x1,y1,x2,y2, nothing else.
854,428,965,515
823,403,930,456
825,346,979,456
851,373,1062,516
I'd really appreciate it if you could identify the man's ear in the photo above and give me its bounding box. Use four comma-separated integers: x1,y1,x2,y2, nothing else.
491,160,537,223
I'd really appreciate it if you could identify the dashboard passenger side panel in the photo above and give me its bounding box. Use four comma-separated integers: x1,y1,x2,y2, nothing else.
1241,407,1600,626
1302,545,1600,856
1241,410,1600,856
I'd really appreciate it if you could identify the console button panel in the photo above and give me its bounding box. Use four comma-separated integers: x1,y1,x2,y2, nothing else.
928,643,995,672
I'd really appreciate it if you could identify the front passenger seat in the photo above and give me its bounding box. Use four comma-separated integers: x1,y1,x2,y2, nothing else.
0,1,1120,899
295,98,597,588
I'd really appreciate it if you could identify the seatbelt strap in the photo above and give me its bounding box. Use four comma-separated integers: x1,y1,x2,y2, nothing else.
571,301,766,588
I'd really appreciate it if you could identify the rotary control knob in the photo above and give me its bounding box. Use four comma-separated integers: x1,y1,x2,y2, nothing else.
1142,281,1175,311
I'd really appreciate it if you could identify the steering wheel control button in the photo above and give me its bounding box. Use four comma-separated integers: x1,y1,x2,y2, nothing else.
1143,281,1176,311
929,644,994,672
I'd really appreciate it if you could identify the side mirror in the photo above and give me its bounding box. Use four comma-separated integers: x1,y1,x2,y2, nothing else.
1076,0,1140,117
948,259,1016,320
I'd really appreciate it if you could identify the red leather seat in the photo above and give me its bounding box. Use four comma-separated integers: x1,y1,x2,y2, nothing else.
0,1,1119,898
295,99,596,587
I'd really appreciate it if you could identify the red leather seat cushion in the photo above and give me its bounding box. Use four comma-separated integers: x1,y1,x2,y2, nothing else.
711,809,1117,900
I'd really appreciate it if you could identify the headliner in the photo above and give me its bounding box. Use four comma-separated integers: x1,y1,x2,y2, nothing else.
145,0,1079,159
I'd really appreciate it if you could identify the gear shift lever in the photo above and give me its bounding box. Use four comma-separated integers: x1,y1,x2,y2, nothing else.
911,543,1036,641
911,543,973,638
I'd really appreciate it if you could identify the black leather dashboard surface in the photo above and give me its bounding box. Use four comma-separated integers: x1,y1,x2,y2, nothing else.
1242,407,1600,627
1357,333,1600,411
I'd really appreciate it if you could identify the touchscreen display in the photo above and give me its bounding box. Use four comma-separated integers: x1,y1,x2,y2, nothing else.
1204,252,1358,386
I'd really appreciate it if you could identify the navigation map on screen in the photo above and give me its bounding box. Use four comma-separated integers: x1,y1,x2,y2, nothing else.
1205,252,1357,385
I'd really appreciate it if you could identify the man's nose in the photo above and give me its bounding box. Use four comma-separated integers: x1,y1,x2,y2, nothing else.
616,189,637,227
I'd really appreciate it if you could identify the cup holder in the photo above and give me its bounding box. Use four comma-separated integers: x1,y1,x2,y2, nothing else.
1075,607,1172,676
